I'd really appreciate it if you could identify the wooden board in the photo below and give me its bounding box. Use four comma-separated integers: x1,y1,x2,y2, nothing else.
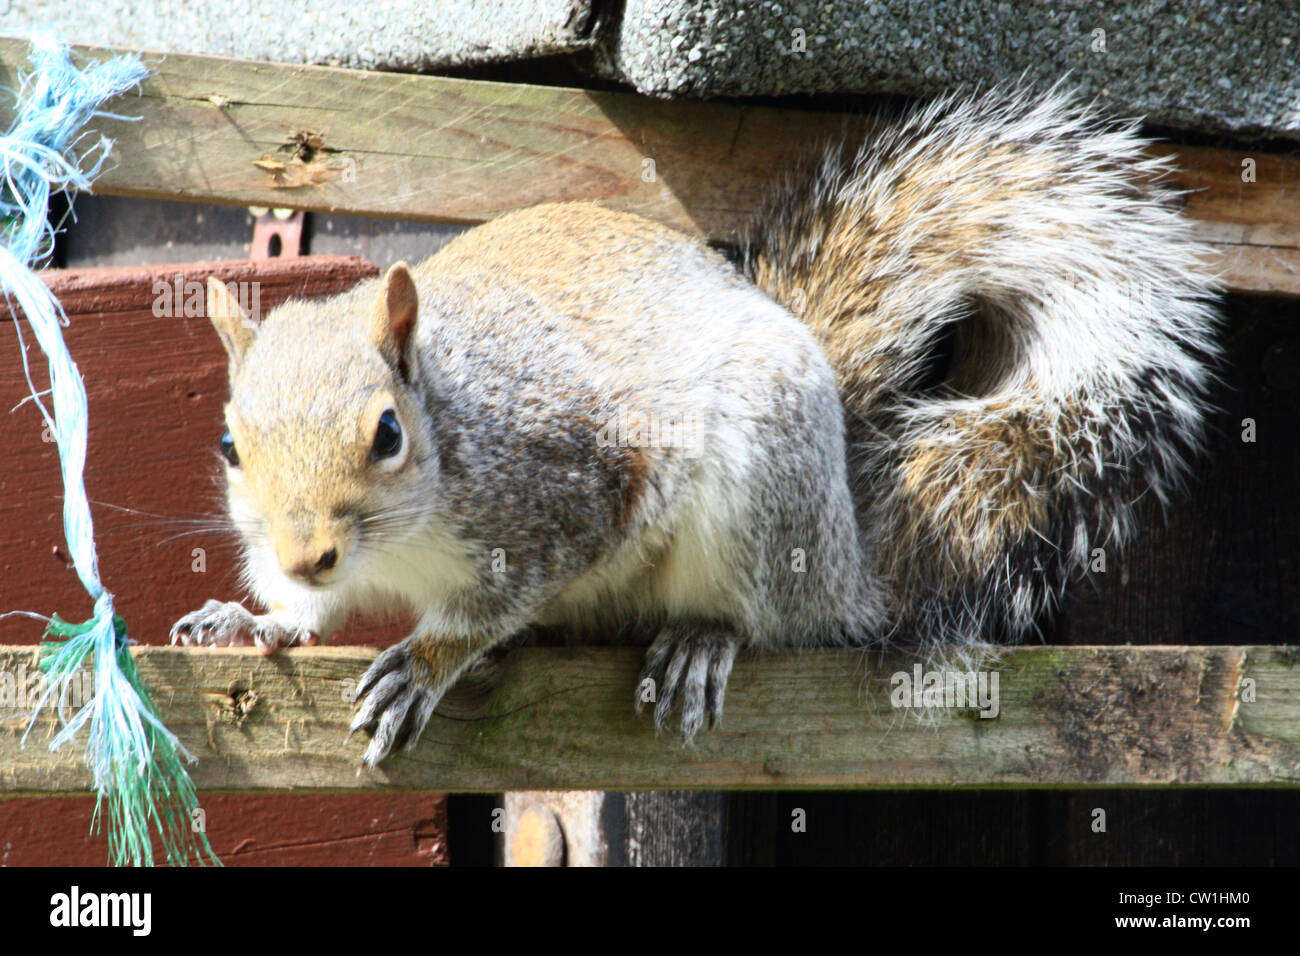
3,644,1297,793
0,40,1293,297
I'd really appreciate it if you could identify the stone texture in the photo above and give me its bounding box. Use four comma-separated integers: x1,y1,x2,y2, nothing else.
8,0,596,71
591,0,1300,141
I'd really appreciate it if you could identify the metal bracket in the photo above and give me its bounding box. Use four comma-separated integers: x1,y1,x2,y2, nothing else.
249,207,304,259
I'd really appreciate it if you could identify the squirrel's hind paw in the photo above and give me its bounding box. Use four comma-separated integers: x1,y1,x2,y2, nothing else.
637,627,738,743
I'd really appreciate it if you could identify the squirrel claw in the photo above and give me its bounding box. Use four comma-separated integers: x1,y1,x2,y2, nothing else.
170,600,252,648
170,601,314,651
351,643,442,766
637,627,738,744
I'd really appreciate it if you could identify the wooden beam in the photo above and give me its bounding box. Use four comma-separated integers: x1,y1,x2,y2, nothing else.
3,644,1297,794
0,40,1294,297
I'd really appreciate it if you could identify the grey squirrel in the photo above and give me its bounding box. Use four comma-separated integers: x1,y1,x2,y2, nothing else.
172,86,1220,766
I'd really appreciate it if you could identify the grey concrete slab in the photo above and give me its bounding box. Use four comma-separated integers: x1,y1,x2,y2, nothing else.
8,0,596,71
591,1,1300,141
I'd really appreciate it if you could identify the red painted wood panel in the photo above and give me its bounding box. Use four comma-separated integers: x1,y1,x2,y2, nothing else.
0,256,413,647
0,793,448,866
0,258,443,866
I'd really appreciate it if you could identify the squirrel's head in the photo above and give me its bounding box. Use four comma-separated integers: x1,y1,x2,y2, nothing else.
207,262,435,593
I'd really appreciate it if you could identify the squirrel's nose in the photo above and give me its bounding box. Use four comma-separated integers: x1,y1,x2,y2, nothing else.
282,544,340,582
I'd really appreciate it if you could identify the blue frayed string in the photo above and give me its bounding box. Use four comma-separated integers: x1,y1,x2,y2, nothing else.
3,33,217,865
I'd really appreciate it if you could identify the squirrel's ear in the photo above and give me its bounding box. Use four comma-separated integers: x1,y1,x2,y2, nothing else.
206,277,256,373
371,262,418,374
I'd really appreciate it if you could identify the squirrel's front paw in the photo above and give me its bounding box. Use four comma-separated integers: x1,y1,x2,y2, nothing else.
171,601,253,648
170,600,315,654
350,642,444,766
636,627,738,743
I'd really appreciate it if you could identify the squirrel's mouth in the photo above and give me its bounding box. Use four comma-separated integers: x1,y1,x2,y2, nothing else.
277,559,339,590
286,566,346,590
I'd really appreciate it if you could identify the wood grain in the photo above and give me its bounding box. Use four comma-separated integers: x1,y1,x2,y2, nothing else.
0,40,1293,296
2,644,1296,793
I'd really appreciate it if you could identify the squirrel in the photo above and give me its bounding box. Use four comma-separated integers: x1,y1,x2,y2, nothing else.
172,86,1220,766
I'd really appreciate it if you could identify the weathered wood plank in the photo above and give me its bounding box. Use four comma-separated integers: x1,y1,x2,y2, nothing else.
2,645,1296,793
0,40,1292,296
1206,243,1300,298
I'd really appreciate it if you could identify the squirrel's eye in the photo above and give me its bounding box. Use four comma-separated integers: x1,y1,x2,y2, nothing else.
371,409,402,460
220,429,240,467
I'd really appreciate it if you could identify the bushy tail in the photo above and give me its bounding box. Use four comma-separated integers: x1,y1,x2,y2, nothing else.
741,84,1221,652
